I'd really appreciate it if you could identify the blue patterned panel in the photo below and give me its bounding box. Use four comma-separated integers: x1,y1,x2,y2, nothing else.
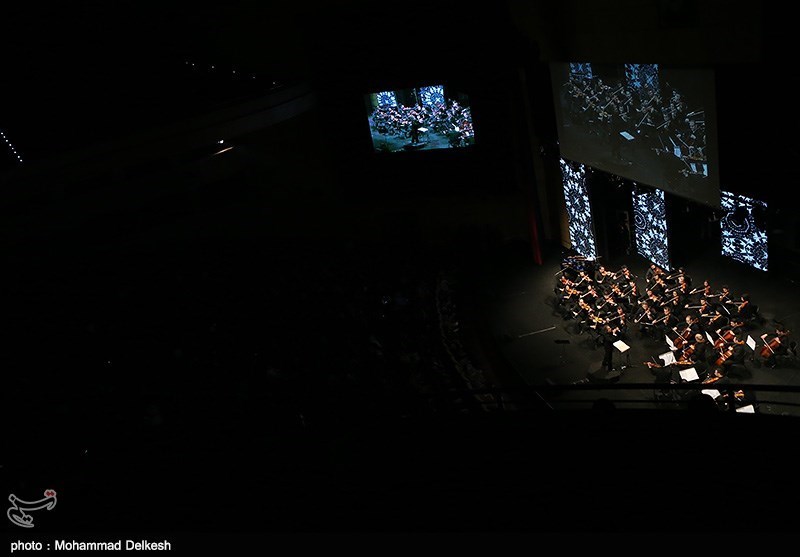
569,63,593,80
721,191,768,272
559,158,597,260
376,91,397,107
632,187,671,270
419,85,445,107
624,63,660,94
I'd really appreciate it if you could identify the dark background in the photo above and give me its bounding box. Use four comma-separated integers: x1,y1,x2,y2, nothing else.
4,0,800,539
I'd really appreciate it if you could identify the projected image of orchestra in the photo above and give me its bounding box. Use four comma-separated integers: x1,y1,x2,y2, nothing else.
551,62,719,207
365,85,475,153
721,191,768,272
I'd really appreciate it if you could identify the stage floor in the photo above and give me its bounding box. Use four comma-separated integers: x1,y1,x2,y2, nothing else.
475,241,800,414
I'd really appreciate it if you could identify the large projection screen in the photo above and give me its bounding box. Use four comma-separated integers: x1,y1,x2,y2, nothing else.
551,62,720,208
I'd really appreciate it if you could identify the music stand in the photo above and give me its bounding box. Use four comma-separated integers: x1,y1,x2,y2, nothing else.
613,339,632,369
554,339,570,361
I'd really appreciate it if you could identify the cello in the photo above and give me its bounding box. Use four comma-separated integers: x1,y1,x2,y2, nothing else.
760,330,790,358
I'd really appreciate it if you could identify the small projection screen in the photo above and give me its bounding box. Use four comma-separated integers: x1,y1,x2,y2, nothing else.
365,85,475,153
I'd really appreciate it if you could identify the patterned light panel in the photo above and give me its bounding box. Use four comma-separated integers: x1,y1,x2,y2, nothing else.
632,187,671,270
559,158,597,260
721,191,768,271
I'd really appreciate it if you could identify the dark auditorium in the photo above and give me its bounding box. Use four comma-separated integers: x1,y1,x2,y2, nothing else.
4,0,797,545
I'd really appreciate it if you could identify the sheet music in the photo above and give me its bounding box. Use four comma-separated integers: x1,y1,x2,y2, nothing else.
679,367,699,382
613,340,630,353
701,389,721,399
746,335,757,351
705,331,715,344
736,404,755,414
665,335,676,350
620,131,634,141
659,351,676,366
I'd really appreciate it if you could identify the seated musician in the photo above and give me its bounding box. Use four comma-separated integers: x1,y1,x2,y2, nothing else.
640,288,662,309
634,301,657,337
674,275,690,301
674,314,701,345
695,298,713,325
761,325,791,369
670,267,692,289
577,270,595,289
615,265,636,285
611,306,628,338
737,293,756,322
697,279,721,305
580,285,600,306
594,265,611,285
645,263,662,285
596,291,618,312
664,289,682,313
657,305,679,336
717,284,735,309
725,317,747,338
705,308,729,331
623,280,638,307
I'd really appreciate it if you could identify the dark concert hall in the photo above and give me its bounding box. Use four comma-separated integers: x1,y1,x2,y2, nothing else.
3,0,796,547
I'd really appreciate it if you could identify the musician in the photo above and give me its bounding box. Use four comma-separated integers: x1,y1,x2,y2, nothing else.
611,306,628,337
705,308,729,331
668,267,692,289
594,265,612,285
596,291,619,312
580,285,600,306
645,263,662,285
600,323,619,372
696,280,720,305
642,288,663,309
657,305,679,336
724,317,747,339
574,270,593,289
761,325,790,369
675,314,701,344
717,285,734,308
684,333,711,375
664,289,683,314
615,265,637,285
737,293,756,321
696,298,713,324
635,300,657,337
673,275,690,302
623,280,639,307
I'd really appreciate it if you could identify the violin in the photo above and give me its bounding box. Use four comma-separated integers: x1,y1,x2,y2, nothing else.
702,370,723,384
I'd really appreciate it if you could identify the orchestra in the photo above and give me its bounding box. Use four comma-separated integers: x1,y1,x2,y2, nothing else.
553,255,788,401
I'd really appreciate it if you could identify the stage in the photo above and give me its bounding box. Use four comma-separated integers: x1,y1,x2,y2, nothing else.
474,240,800,414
